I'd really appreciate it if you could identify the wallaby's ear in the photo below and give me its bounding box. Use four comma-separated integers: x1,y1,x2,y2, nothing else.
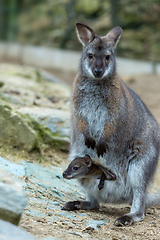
84,155,92,168
76,22,96,47
106,26,122,48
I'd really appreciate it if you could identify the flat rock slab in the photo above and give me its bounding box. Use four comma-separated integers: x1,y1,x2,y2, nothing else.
25,162,83,199
0,157,84,219
0,157,111,239
0,157,25,176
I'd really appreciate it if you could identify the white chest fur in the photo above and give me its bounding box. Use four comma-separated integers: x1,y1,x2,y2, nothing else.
78,83,109,140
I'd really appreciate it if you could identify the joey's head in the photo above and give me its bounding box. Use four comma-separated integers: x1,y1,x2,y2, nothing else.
76,23,122,80
62,155,92,179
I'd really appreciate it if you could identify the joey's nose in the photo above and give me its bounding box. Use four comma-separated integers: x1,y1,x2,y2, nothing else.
94,68,103,78
62,171,67,178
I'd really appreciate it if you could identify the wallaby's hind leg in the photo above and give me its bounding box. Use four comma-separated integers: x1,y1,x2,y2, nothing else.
114,188,145,226
115,151,158,226
113,193,160,226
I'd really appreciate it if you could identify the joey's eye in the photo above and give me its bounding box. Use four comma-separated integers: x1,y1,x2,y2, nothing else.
73,166,78,170
105,55,110,60
88,53,93,59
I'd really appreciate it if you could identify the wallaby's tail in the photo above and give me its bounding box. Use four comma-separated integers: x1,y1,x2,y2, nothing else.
145,193,160,208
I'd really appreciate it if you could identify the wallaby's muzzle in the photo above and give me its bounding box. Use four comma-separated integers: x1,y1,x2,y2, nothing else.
93,68,103,78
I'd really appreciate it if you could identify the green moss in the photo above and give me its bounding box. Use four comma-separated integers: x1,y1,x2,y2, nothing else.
29,117,69,152
0,210,21,226
14,73,32,79
0,104,38,152
0,81,4,87
35,70,44,83
0,94,10,103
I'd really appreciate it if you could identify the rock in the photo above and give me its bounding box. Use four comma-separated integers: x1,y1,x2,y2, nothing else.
40,69,68,85
46,136,70,152
17,107,70,137
17,106,70,151
0,157,25,177
0,103,38,151
0,63,71,107
25,162,83,200
0,157,83,201
86,220,104,230
0,63,71,152
0,157,105,239
0,219,37,240
0,167,27,225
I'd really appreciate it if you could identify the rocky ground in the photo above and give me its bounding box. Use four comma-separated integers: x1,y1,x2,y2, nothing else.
0,63,160,240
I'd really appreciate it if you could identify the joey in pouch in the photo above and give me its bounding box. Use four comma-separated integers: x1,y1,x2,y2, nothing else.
62,154,116,190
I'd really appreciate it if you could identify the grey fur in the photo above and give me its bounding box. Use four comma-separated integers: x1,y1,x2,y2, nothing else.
66,23,160,226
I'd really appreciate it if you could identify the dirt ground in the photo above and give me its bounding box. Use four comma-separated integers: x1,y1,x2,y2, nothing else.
20,71,160,240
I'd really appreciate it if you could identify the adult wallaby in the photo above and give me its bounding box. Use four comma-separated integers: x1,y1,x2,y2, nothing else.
63,23,160,226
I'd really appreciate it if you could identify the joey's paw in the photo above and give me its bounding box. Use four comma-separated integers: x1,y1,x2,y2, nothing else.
96,140,107,157
85,136,96,149
61,201,81,211
114,215,134,226
98,183,104,190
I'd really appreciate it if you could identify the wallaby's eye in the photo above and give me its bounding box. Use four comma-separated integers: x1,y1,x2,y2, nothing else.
105,55,110,60
73,166,78,170
88,53,93,59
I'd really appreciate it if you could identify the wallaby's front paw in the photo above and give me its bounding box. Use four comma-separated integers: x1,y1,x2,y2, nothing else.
96,140,107,157
61,201,81,211
85,136,96,149
114,215,134,226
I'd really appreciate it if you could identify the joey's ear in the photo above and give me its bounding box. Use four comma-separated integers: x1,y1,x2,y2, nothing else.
106,26,122,48
84,155,92,167
76,22,95,47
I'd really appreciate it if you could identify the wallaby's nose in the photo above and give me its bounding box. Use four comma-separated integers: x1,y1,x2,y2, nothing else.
94,68,103,78
62,171,67,178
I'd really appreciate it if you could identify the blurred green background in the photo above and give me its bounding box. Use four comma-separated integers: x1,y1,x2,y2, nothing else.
0,0,159,61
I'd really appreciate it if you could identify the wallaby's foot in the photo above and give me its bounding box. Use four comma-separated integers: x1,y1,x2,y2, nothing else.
96,139,107,157
62,200,99,211
85,136,96,149
114,212,145,226
61,201,81,211
114,215,134,226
